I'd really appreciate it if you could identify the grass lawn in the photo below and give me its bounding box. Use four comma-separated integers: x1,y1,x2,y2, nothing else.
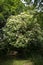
0,54,43,65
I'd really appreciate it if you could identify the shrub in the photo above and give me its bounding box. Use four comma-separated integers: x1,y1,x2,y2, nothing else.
3,12,43,51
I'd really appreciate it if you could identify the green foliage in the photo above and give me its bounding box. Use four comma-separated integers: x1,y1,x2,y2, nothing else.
0,0,25,15
3,12,43,50
36,12,43,29
0,13,5,28
0,0,25,28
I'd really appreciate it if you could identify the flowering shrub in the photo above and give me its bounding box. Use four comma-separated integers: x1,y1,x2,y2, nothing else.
3,12,43,49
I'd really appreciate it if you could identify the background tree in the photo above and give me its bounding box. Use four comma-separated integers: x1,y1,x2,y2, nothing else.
0,0,25,28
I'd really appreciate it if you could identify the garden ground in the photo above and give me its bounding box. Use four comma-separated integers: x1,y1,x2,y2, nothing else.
0,53,43,65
